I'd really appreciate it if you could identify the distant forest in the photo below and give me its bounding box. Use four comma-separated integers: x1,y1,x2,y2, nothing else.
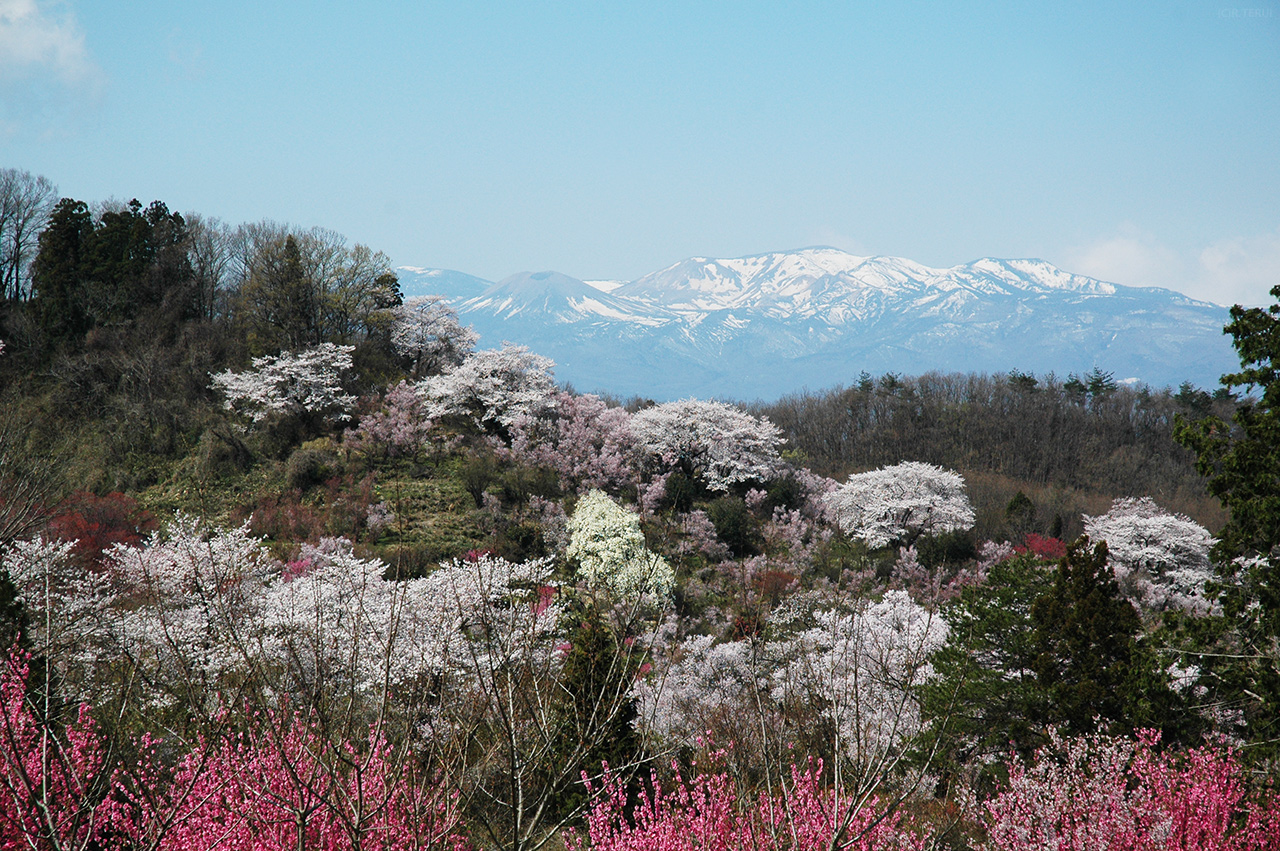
753,370,1232,541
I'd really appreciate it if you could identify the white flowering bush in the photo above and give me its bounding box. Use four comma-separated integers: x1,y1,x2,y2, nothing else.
825,461,975,548
1083,496,1215,612
109,515,276,707
0,537,115,697
629,399,784,491
636,591,946,764
210,342,357,424
566,490,674,598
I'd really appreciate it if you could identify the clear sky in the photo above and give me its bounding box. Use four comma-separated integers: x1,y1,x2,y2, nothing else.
2,0,1277,305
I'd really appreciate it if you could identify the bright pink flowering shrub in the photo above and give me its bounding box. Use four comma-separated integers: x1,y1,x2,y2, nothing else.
571,759,926,851
0,652,111,850
0,649,468,851
979,729,1280,851
140,713,467,851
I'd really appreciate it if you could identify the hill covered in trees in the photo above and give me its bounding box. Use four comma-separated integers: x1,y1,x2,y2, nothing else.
1,178,1278,850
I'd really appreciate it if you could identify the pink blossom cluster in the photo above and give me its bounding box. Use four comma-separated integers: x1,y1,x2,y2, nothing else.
570,758,926,851
346,381,434,458
979,729,1280,851
507,391,638,493
0,650,468,851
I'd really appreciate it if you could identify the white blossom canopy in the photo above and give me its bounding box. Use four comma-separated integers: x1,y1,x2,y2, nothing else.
1083,496,1215,612
210,342,357,423
416,343,556,431
629,399,784,491
825,461,975,548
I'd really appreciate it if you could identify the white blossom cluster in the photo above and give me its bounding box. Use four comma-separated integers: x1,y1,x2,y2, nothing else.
1083,496,1215,613
3,515,561,713
417,343,556,431
826,461,975,548
634,633,765,744
0,537,115,691
210,342,357,423
629,399,784,491
772,590,948,759
637,591,946,762
390,295,478,377
566,489,674,598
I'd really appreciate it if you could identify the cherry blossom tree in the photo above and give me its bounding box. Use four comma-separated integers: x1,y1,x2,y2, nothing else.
567,490,674,599
1083,496,1215,612
825,462,974,548
345,381,435,459
638,592,947,795
108,515,276,712
771,591,948,767
0,537,115,699
629,399,785,492
417,344,556,433
210,342,357,425
391,295,479,378
507,392,638,494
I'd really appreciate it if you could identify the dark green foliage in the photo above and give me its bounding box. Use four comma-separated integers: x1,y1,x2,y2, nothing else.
493,520,547,562
28,198,94,345
1029,537,1186,738
285,446,339,491
459,451,497,508
920,553,1054,776
1005,490,1036,538
1173,283,1280,748
708,496,761,558
239,234,316,353
661,471,697,513
1175,381,1214,418
498,463,561,505
914,529,976,569
764,473,803,512
30,199,196,351
530,601,643,831
0,569,27,650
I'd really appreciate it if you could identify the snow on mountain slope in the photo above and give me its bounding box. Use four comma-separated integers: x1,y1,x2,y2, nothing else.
396,248,1236,401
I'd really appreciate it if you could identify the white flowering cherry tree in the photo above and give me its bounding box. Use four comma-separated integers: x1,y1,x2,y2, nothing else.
417,343,556,433
636,590,947,803
629,399,784,492
825,461,975,548
1083,496,1215,612
210,342,357,425
391,295,479,378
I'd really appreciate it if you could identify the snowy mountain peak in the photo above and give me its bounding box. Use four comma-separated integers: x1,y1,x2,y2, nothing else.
394,247,1236,400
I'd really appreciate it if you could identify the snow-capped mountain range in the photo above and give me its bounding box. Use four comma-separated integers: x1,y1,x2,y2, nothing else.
397,247,1238,401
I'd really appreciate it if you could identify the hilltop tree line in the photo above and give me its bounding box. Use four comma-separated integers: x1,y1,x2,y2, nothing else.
2,173,1280,850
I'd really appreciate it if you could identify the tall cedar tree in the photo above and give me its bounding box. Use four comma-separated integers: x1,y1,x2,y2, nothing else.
1029,537,1190,739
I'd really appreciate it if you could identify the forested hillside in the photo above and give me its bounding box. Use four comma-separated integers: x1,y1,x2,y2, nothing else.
1,176,1278,851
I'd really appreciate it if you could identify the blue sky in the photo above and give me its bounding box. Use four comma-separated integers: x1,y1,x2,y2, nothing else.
2,0,1278,304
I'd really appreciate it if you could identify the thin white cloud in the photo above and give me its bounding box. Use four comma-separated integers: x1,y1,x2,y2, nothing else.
1066,223,1188,290
0,0,97,84
1198,227,1280,307
1066,224,1280,307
